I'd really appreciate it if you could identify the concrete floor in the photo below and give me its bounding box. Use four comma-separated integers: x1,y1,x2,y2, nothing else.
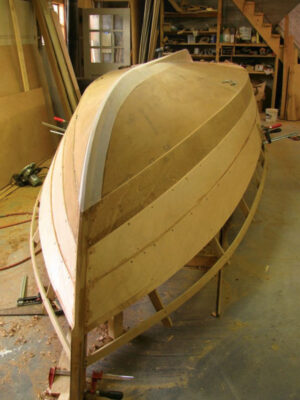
0,120,300,399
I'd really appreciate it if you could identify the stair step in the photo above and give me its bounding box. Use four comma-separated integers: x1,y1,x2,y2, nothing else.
263,23,272,28
254,12,264,16
253,14,264,25
244,2,255,15
272,34,281,38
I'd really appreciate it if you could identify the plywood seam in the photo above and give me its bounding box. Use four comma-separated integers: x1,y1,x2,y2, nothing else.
86,151,267,349
96,78,251,208
88,117,256,285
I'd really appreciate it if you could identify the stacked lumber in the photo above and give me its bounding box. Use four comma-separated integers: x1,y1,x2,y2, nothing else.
138,0,162,63
32,0,81,119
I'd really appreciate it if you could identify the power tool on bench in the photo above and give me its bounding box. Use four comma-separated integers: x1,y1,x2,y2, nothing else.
12,163,43,187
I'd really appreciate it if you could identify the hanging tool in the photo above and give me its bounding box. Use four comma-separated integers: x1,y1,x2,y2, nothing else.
54,116,68,124
42,122,65,133
42,116,68,136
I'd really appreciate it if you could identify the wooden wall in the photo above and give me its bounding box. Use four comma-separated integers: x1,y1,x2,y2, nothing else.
0,0,56,188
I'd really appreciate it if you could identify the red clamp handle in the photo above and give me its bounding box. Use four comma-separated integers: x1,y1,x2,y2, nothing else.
268,122,282,129
48,366,57,389
91,370,104,393
54,116,67,123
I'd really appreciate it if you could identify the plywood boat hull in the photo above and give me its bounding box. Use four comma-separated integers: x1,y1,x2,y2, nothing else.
31,50,266,398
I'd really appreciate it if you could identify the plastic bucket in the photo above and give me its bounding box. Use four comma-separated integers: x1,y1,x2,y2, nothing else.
265,108,278,124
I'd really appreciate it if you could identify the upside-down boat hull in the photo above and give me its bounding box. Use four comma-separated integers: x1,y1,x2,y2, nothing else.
33,50,265,397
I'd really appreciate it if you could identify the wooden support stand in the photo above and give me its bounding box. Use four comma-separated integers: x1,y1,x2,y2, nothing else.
149,290,173,327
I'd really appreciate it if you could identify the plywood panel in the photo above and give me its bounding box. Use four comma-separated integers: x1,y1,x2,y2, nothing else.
0,88,56,187
286,64,300,120
0,0,36,46
85,122,261,330
0,45,42,97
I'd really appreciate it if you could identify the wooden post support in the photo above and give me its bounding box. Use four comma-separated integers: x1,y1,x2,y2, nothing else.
216,0,222,62
9,0,30,92
148,289,173,327
239,197,250,218
215,268,223,317
159,0,164,48
271,56,279,109
108,312,124,339
280,16,290,119
213,235,228,260
70,217,89,400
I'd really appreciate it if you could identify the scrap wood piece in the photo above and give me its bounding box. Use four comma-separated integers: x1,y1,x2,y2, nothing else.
8,0,29,92
108,312,124,339
138,0,152,63
32,0,80,119
33,0,72,118
40,0,79,110
148,0,160,61
51,9,81,102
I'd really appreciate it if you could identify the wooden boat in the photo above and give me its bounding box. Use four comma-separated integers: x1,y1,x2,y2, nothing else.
30,50,267,398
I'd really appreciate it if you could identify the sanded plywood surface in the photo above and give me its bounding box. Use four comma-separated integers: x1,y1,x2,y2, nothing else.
0,0,36,46
85,96,261,329
0,88,55,187
0,45,41,97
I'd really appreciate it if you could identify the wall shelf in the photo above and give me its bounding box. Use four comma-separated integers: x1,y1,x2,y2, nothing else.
165,11,218,18
220,43,269,47
220,54,275,58
167,42,217,46
165,30,217,35
161,0,278,108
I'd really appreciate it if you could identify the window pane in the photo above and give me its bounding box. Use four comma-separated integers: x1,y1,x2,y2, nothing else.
114,15,123,30
101,32,112,47
89,15,99,30
114,32,123,47
90,48,100,63
102,49,112,63
114,48,124,63
90,32,100,47
59,5,65,25
102,15,112,30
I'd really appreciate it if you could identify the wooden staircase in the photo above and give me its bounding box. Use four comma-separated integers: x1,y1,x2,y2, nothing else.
232,0,283,61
